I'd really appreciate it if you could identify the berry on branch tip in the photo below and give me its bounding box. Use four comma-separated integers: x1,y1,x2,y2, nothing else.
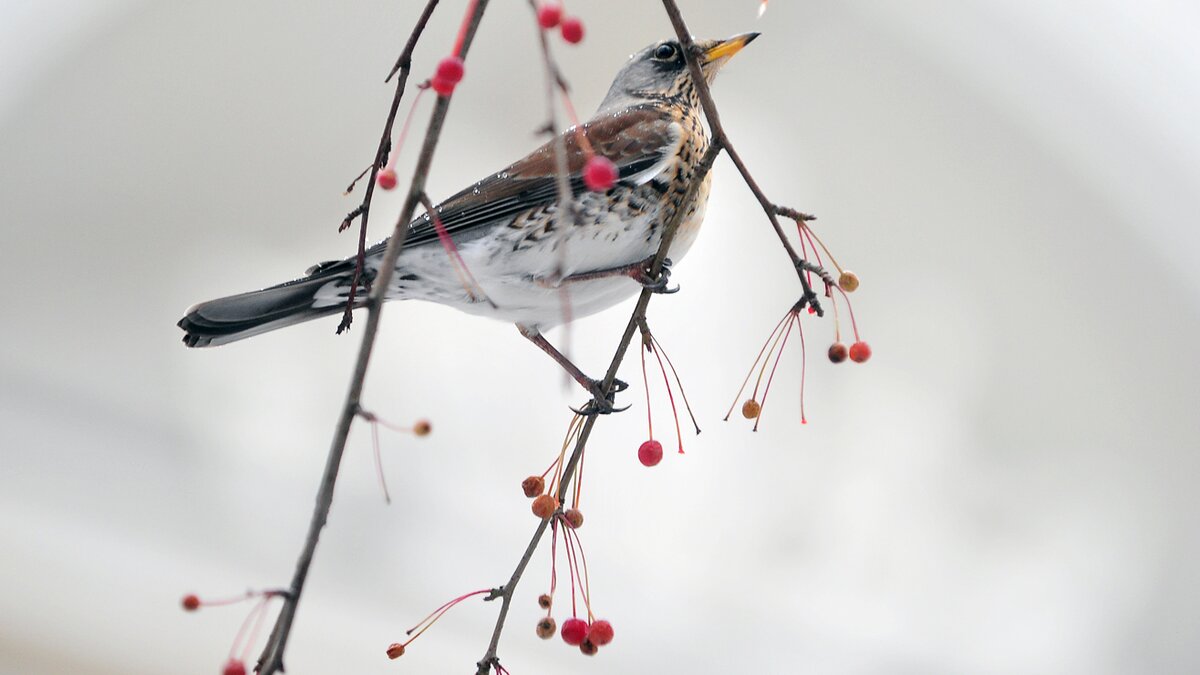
583,156,617,192
532,494,558,519
223,659,247,675
828,342,848,364
386,642,406,659
838,270,860,292
522,475,546,498
580,639,599,656
537,593,552,609
376,168,398,191
413,419,432,436
561,617,588,646
849,341,871,363
741,399,761,419
536,616,557,639
587,619,614,646
181,594,200,611
638,439,663,467
560,16,585,44
537,2,563,29
564,508,584,529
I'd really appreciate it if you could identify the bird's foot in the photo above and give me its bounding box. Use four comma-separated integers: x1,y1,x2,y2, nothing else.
630,256,678,294
571,377,630,416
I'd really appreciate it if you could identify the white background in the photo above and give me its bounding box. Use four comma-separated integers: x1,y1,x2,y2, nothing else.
2,1,1198,673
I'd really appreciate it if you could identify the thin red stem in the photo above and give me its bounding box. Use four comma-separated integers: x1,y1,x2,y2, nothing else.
651,344,685,454
650,334,701,435
753,313,797,432
723,311,790,420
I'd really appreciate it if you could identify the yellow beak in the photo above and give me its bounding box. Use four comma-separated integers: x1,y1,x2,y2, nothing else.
702,32,760,63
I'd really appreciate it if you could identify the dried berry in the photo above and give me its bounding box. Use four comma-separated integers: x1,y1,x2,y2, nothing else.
537,593,552,609
181,594,200,611
827,342,848,364
522,475,545,498
564,508,584,529
741,399,761,419
532,494,558,519
838,270,860,292
412,419,432,436
386,643,406,659
579,638,598,656
536,616,557,639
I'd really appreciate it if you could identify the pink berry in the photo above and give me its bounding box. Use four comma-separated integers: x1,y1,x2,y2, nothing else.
436,56,465,84
537,2,563,29
561,617,588,645
376,169,398,191
223,660,247,675
587,619,614,646
849,341,871,363
583,156,617,192
430,75,456,97
560,16,584,44
638,439,663,467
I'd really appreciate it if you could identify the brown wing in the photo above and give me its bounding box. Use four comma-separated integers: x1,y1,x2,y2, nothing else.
372,106,679,251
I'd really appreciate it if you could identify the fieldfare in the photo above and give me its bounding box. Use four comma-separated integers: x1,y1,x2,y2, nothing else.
179,33,758,402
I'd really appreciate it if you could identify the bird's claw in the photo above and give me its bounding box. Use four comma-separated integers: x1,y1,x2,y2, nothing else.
632,257,678,294
571,378,630,416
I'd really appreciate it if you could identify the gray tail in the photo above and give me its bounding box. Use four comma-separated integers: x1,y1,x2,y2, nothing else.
178,261,362,347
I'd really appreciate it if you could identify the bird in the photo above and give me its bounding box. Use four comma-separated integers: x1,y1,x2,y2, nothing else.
178,33,758,404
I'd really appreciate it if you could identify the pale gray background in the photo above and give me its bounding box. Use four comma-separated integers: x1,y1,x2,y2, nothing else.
2,1,1198,674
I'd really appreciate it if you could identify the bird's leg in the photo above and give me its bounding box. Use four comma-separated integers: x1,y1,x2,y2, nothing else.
516,325,629,414
544,256,678,294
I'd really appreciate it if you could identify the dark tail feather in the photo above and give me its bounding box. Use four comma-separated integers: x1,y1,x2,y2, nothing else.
178,263,360,347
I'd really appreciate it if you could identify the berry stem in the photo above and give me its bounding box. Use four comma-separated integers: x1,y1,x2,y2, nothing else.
403,589,492,645
370,420,392,505
451,0,480,55
750,310,793,404
641,344,654,440
650,343,685,453
723,310,791,420
564,522,593,620
753,313,797,431
383,86,429,175
419,193,493,306
834,286,862,341
650,334,701,436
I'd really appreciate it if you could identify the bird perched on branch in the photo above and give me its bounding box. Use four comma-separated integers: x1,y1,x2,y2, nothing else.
179,33,757,404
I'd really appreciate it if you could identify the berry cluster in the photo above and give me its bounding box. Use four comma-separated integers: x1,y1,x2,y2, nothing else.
535,511,614,657
535,2,585,45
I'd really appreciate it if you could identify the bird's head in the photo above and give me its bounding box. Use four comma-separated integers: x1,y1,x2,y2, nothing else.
597,32,759,114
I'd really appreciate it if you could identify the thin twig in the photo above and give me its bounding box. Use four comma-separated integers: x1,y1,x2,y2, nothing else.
659,0,826,314
254,2,492,673
337,0,441,334
473,143,722,675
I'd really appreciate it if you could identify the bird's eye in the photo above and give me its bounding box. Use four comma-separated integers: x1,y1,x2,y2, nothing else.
653,43,678,61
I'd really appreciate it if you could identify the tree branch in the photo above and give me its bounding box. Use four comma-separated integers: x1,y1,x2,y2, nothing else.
254,2,492,673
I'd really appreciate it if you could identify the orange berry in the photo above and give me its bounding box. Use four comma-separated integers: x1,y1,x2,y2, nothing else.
741,399,761,419
532,494,558,519
386,643,405,659
838,270,860,292
412,419,432,436
521,475,545,498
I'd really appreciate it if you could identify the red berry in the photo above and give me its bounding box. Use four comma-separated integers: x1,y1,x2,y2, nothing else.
808,306,817,314
638,439,663,467
537,2,563,29
564,508,584,529
587,619,614,646
430,75,456,97
532,494,558,519
536,616,557,639
376,168,398,191
828,342,848,364
223,660,247,675
386,642,405,659
560,16,585,44
561,617,588,645
436,56,465,84
583,156,617,192
579,638,599,656
521,475,545,498
181,594,200,611
849,341,871,363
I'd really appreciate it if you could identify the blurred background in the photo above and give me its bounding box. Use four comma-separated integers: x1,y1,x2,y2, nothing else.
2,1,1198,673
